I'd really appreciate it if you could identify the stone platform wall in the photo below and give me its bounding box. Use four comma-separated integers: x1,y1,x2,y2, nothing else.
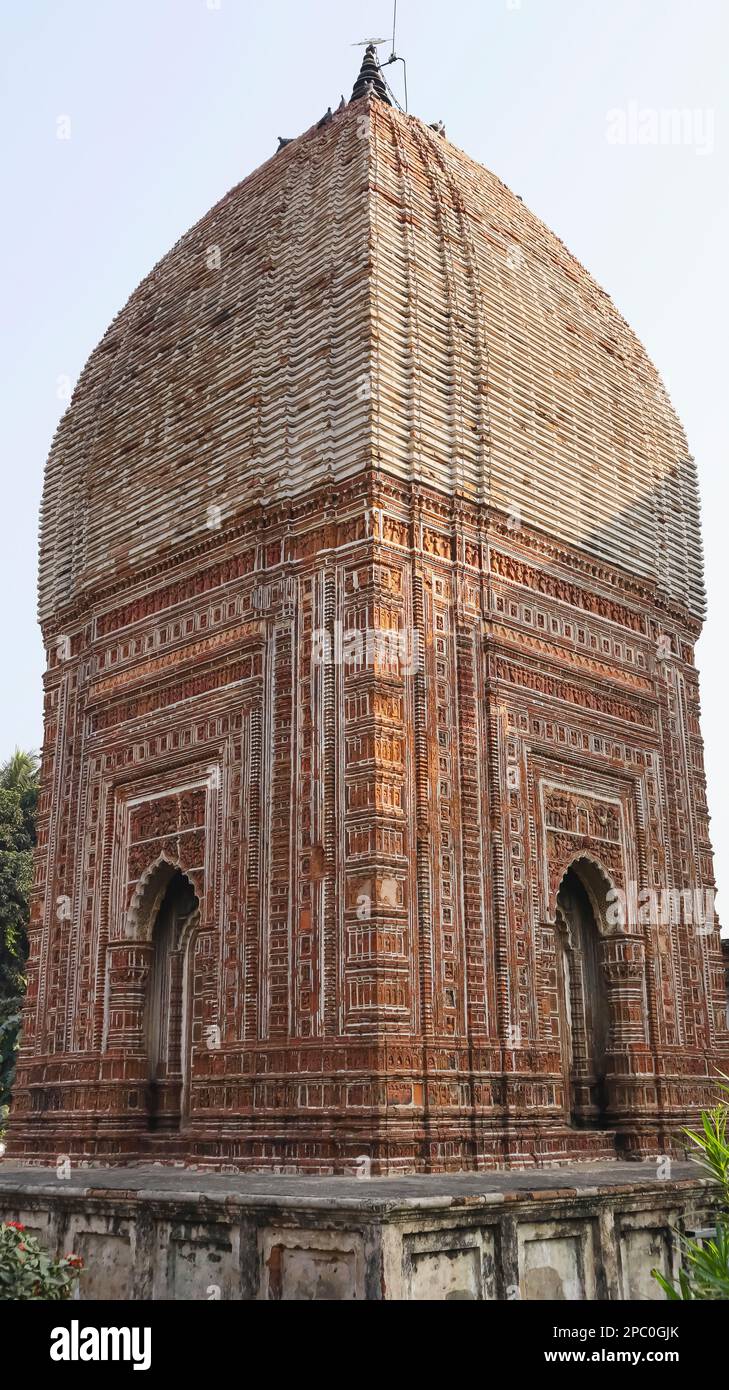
0,1164,718,1301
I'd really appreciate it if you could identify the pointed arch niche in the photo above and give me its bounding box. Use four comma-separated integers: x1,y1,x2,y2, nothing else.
106,856,201,1133
554,856,614,1128
552,850,651,1137
144,864,199,1131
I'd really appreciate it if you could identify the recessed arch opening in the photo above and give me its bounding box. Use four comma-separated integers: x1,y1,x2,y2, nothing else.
553,854,617,936
554,856,615,1130
142,865,200,1133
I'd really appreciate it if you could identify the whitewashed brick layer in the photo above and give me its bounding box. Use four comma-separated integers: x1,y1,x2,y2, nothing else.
38,97,705,624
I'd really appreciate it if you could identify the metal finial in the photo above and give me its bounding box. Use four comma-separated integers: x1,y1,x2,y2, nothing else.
350,43,392,104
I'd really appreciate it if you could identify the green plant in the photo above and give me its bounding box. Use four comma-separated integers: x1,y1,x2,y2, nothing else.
0,1001,22,1110
652,1077,729,1300
0,1221,83,1301
0,750,40,1108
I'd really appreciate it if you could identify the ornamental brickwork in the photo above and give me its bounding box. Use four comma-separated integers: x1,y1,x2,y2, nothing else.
9,477,727,1170
9,78,725,1171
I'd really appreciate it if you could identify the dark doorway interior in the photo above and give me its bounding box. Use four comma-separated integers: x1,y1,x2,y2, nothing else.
556,867,610,1127
144,869,198,1131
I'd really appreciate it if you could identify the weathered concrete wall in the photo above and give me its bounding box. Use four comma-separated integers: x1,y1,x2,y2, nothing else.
0,1164,718,1301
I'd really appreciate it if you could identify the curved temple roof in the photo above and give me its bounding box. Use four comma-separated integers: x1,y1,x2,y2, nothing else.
38,92,705,623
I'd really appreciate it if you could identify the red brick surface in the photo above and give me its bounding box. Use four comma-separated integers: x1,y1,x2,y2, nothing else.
9,98,726,1173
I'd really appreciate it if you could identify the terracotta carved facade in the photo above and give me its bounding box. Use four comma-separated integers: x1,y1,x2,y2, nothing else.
9,82,726,1170
9,477,726,1170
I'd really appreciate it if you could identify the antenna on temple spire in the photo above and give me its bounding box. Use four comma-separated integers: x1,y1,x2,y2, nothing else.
381,1,409,112
349,8,409,113
350,41,392,105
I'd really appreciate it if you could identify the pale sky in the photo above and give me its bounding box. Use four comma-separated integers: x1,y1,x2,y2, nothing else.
1,0,727,913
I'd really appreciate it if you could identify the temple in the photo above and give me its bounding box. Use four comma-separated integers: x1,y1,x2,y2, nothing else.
8,47,727,1175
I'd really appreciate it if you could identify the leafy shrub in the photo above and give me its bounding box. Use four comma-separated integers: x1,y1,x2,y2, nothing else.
653,1078,729,1300
0,1221,83,1300
0,1002,22,1110
0,751,40,1109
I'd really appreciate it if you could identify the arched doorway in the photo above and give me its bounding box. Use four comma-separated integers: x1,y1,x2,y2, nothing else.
556,863,611,1128
143,867,199,1131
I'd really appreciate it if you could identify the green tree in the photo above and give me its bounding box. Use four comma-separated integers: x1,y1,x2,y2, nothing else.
0,749,40,1114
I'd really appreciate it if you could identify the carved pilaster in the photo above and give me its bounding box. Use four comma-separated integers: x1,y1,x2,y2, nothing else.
601,935,648,1049
105,943,154,1053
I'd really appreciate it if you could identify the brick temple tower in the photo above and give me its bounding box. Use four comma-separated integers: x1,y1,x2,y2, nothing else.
9,49,727,1171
